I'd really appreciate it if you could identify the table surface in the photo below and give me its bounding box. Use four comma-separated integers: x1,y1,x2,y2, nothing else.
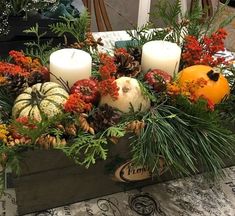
93,30,131,52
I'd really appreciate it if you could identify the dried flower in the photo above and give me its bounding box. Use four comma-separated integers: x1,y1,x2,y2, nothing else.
0,124,9,143
167,78,208,102
114,48,128,55
99,53,117,80
98,78,119,100
167,78,215,111
64,94,92,113
16,116,37,129
9,50,44,72
70,32,103,50
0,62,29,77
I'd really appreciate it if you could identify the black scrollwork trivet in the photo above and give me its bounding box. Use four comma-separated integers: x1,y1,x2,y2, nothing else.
34,209,58,216
129,193,166,216
3,192,16,205
97,198,122,216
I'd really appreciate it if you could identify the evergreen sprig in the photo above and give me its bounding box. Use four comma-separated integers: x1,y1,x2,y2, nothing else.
128,0,234,47
0,86,15,123
0,142,32,175
56,132,108,168
130,103,235,177
151,0,185,44
49,10,90,43
105,126,126,138
126,24,169,48
23,23,60,65
217,93,235,130
56,125,126,168
13,113,68,144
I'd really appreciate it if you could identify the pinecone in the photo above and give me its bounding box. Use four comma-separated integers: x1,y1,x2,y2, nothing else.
28,71,45,86
128,47,142,62
114,51,141,78
91,104,121,132
4,73,28,96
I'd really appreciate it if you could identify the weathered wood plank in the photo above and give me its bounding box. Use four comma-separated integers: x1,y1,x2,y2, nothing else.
12,137,235,215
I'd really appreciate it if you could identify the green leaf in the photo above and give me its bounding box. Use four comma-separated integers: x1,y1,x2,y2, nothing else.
23,23,61,65
106,126,125,138
49,10,90,43
56,132,108,168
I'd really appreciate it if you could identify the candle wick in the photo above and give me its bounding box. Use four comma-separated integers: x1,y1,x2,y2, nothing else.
71,51,76,59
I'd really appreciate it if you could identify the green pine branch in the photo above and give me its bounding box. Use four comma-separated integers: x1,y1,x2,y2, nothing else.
49,10,90,43
0,142,31,175
130,103,235,177
0,86,15,123
56,132,108,168
13,113,68,144
128,0,234,46
23,23,61,65
126,24,169,47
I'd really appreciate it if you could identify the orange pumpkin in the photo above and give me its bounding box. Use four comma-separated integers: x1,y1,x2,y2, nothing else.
178,65,230,104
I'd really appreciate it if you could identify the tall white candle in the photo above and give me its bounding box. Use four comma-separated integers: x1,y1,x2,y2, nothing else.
141,40,182,76
50,48,92,88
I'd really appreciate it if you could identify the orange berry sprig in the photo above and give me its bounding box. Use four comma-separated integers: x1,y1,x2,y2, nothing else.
167,78,215,111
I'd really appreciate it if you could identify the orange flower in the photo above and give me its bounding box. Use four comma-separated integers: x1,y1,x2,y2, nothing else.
99,52,117,80
182,28,227,67
9,50,46,74
167,83,181,95
114,48,128,55
64,94,92,113
9,50,32,68
167,78,208,103
98,78,119,100
0,62,29,77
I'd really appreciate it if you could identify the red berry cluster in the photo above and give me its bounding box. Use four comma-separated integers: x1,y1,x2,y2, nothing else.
182,28,227,67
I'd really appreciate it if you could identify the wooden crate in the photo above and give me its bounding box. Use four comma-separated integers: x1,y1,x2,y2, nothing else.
11,136,235,215
11,137,171,215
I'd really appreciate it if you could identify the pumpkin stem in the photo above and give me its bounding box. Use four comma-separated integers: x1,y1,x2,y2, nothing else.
207,70,219,81
31,88,44,104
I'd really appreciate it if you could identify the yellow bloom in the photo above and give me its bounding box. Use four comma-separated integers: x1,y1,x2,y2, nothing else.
0,124,9,143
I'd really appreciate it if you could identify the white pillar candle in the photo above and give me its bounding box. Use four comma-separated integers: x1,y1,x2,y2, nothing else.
50,48,92,88
141,40,182,76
